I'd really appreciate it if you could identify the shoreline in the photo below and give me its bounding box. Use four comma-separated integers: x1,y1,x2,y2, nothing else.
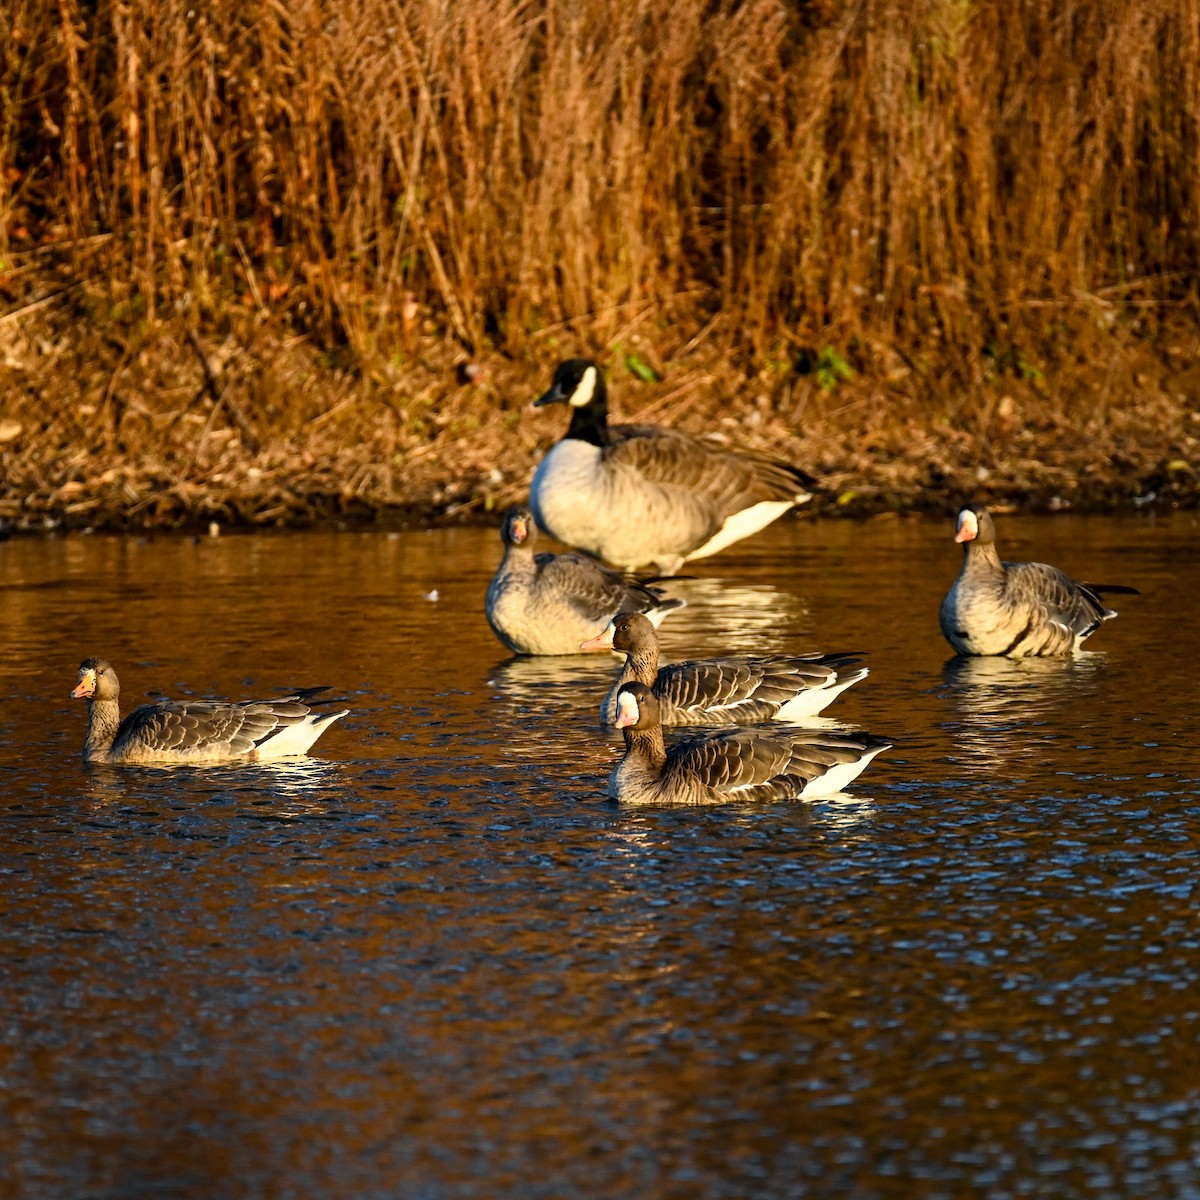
0,466,1190,541
2,306,1198,539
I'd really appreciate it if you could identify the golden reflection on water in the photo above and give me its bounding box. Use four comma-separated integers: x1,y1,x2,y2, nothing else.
810,793,880,829
79,756,347,792
486,652,614,710
657,577,814,655
940,652,1109,772
2,514,1199,1198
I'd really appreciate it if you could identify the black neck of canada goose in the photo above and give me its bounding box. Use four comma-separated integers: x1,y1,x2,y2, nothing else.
536,359,611,448
564,390,610,447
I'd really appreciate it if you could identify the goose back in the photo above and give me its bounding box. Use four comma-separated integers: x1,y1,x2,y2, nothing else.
585,611,867,726
608,682,890,805
110,692,344,763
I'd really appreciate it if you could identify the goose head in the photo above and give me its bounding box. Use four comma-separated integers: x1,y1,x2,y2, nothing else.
614,681,660,730
71,657,120,702
535,359,606,412
611,611,656,653
954,504,997,546
500,505,538,549
579,609,656,653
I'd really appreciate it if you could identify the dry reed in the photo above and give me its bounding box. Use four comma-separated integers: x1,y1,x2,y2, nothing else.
5,0,1198,353
1,0,1198,528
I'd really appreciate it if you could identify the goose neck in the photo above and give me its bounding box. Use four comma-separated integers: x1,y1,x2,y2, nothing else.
623,642,660,686
564,396,610,447
963,540,1003,573
82,698,120,763
502,540,537,574
623,725,667,774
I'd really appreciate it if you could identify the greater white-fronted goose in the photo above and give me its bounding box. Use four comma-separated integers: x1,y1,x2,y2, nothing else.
529,359,817,573
939,504,1139,657
485,505,685,656
70,658,349,764
580,611,867,727
608,682,891,805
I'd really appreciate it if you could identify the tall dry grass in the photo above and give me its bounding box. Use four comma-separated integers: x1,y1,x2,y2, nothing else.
2,0,1198,368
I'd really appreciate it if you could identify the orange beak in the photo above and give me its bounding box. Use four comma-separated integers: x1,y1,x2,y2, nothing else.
579,625,615,652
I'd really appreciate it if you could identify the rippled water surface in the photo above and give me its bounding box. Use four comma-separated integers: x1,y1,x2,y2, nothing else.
2,513,1198,1198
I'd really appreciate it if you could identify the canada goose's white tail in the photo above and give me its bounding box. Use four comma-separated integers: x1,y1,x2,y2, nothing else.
686,499,803,562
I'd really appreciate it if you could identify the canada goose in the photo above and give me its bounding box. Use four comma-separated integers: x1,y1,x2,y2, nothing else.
529,359,817,573
70,658,348,764
580,611,867,727
485,505,685,655
607,682,890,804
939,505,1139,657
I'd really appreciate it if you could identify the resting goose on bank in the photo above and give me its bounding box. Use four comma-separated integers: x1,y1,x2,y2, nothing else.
939,504,1139,657
580,610,867,727
608,682,891,805
529,359,817,573
485,505,685,655
70,658,348,764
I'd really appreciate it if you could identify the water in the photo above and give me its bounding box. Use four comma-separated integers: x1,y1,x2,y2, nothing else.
1,513,1198,1199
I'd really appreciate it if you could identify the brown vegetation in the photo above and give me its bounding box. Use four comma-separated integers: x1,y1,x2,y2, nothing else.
1,0,1199,531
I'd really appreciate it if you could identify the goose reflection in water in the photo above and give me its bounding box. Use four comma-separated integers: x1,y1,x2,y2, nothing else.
940,653,1108,773
236,756,349,799
81,754,349,809
661,578,812,655
485,654,620,782
487,652,616,712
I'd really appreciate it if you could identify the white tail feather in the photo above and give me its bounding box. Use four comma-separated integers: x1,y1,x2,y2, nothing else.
774,666,869,721
253,710,349,759
800,744,890,798
686,500,800,562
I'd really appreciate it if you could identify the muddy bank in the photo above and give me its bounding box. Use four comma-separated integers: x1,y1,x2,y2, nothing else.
1,301,1198,538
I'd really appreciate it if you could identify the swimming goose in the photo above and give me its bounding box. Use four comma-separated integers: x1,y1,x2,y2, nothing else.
939,505,1139,657
529,359,817,573
580,611,867,727
608,682,891,804
485,505,685,655
70,658,348,764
